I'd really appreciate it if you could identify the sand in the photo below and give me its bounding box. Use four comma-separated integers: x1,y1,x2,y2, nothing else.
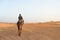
0,22,60,40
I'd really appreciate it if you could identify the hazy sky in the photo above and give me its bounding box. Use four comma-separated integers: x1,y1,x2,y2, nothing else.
0,0,60,23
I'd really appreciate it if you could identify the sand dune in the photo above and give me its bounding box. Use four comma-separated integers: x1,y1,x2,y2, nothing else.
0,22,60,40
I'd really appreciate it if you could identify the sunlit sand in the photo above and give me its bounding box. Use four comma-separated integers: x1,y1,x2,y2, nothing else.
0,21,60,40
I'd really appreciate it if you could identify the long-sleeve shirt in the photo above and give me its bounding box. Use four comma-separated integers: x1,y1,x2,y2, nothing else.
18,16,23,20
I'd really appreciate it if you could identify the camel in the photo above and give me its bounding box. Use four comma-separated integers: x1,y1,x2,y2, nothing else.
17,14,24,36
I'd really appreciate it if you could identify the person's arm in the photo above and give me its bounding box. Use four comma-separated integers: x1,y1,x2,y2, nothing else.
21,16,23,19
18,16,20,20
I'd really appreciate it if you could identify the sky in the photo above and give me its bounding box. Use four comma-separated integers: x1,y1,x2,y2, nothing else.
0,0,60,23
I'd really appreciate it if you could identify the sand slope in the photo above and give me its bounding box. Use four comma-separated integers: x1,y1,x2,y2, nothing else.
0,23,60,40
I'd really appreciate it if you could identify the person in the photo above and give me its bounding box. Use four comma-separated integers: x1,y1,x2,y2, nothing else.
18,14,24,23
18,14,23,20
17,14,24,28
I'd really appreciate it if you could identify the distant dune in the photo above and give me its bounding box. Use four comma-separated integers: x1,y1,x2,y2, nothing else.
0,22,60,40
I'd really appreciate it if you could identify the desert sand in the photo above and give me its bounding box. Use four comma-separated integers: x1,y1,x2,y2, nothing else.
0,22,60,40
